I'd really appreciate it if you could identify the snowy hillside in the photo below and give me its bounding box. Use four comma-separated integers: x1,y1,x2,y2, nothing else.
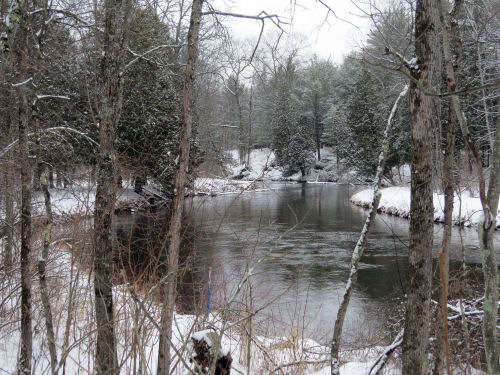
228,147,342,182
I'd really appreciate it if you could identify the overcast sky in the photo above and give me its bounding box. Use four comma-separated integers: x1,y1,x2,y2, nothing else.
210,0,372,64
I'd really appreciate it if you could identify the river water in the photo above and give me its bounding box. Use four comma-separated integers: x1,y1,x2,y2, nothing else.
116,183,499,345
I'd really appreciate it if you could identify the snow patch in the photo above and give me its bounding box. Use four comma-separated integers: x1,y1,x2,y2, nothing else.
351,186,500,228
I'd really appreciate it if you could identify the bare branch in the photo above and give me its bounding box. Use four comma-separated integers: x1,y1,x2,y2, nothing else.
0,126,98,159
122,44,182,73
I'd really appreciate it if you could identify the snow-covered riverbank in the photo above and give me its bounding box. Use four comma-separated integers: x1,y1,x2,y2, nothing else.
0,244,402,375
351,186,500,229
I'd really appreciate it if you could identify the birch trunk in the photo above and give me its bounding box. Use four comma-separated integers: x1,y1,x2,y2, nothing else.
401,0,439,373
330,85,408,375
156,1,203,374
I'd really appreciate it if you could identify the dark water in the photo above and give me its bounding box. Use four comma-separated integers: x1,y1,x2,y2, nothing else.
115,183,499,344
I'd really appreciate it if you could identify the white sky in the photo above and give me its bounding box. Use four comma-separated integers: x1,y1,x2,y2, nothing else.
210,0,372,64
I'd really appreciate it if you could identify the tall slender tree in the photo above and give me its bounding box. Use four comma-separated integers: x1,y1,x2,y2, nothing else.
433,1,463,374
438,0,500,371
93,0,131,372
157,1,203,374
402,0,439,373
6,0,35,371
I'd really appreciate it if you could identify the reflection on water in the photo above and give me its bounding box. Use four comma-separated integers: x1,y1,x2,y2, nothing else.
115,183,499,344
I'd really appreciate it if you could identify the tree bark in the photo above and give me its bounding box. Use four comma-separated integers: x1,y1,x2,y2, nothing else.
401,0,439,373
437,0,500,371
93,0,130,373
478,111,500,375
38,164,58,375
11,1,34,371
433,2,462,374
3,148,14,270
156,1,203,374
330,85,408,375
18,83,33,375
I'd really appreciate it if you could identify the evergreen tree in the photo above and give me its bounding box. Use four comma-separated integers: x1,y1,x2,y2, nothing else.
117,7,200,193
345,66,384,176
324,92,351,164
301,56,336,160
271,57,315,176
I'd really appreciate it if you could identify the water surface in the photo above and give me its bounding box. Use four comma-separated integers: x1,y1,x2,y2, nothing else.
117,183,499,345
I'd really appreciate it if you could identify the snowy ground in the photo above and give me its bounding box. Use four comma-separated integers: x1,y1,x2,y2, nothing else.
0,168,404,375
193,177,268,195
228,148,327,182
351,186,500,229
1,158,495,374
0,243,402,375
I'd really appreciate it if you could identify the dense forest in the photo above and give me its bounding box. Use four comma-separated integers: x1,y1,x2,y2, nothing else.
0,0,499,374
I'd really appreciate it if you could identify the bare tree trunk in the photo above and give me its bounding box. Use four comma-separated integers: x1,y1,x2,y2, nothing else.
401,0,439,373
433,109,455,375
37,164,58,374
2,82,15,270
4,153,14,270
478,112,500,375
433,2,463,374
93,0,130,373
12,2,34,368
330,85,408,375
438,0,500,371
156,1,203,374
246,91,253,167
314,92,321,161
18,85,33,375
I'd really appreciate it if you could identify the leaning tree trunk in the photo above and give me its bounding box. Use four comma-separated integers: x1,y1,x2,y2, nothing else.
156,1,203,374
93,0,130,373
330,85,408,375
438,0,500,371
401,0,439,373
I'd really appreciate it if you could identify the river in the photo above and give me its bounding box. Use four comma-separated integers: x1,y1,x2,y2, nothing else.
115,182,499,346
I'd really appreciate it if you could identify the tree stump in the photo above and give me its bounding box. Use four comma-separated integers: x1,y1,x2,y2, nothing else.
191,330,232,375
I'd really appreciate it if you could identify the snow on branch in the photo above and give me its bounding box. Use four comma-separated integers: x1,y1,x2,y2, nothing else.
122,44,182,73
29,8,103,32
202,7,288,32
11,77,33,87
36,95,70,101
0,126,98,159
366,330,404,375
